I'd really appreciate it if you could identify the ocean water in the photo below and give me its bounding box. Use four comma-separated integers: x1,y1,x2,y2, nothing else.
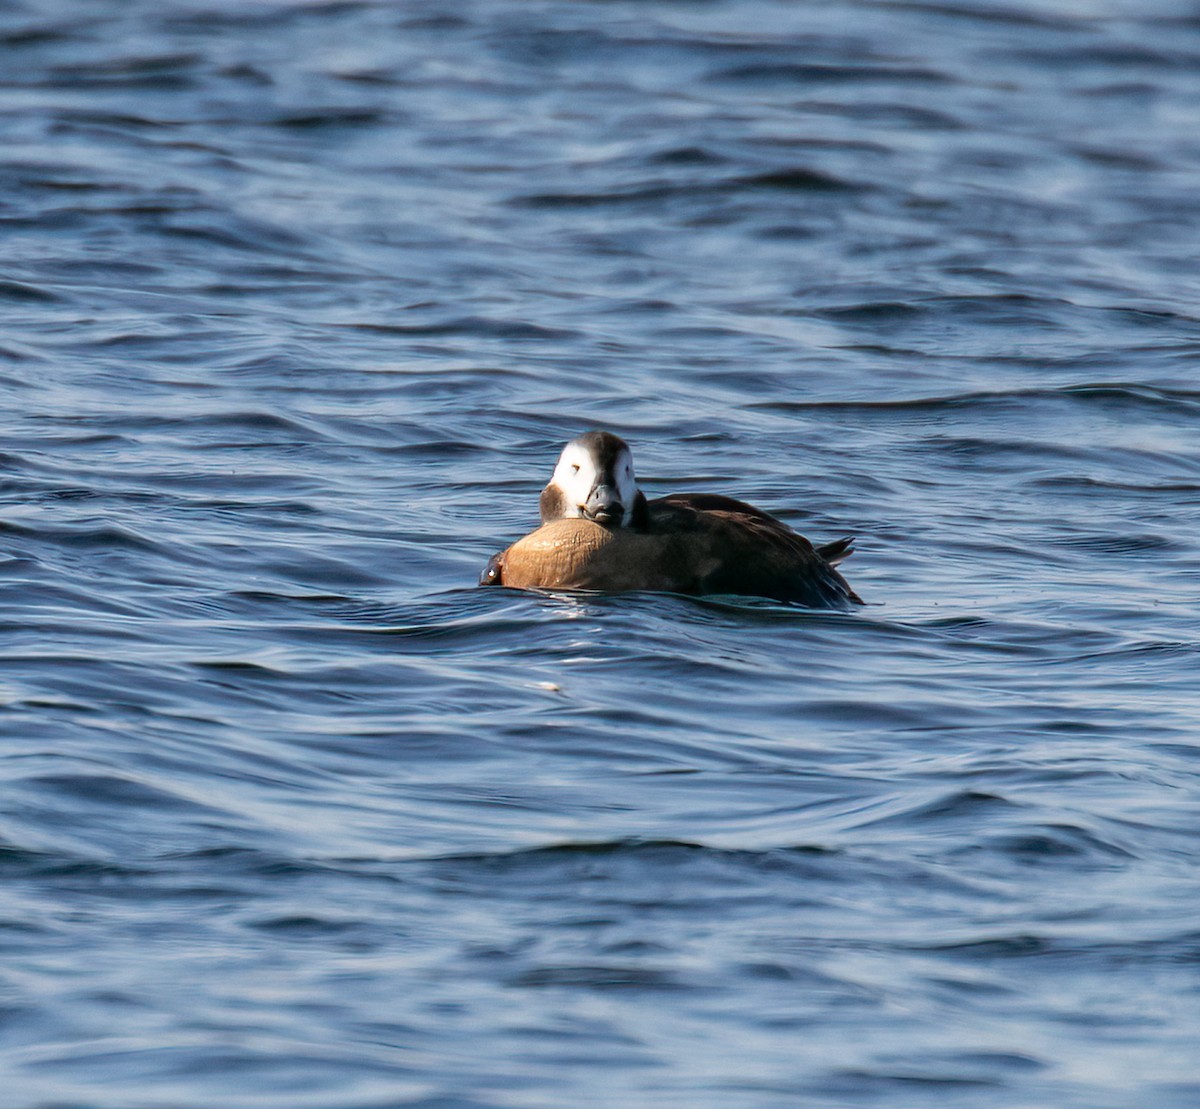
2,1,1200,1106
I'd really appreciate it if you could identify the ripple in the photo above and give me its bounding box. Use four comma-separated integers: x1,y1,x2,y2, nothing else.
0,280,60,303
344,316,579,340
511,167,866,210
710,62,954,86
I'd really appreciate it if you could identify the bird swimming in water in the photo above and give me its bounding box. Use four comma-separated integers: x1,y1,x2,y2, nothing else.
480,431,862,608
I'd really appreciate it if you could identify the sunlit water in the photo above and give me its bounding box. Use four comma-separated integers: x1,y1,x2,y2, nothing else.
2,1,1199,1106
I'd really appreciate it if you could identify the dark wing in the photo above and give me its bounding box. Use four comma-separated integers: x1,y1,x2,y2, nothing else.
657,494,855,564
653,492,784,524
648,495,862,607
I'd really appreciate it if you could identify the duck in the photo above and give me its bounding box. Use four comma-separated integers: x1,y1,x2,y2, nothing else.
479,431,863,608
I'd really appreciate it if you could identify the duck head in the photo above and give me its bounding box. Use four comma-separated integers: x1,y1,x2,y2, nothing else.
539,430,648,529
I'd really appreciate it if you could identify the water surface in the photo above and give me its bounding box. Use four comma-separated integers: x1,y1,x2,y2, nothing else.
2,1,1200,1106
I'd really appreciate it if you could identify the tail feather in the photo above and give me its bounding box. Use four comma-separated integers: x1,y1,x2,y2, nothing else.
816,536,855,566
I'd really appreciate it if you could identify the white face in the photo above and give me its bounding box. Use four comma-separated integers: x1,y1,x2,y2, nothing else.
611,445,638,508
550,441,600,516
550,439,639,519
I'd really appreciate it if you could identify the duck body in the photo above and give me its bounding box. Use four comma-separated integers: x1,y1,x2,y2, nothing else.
480,432,863,609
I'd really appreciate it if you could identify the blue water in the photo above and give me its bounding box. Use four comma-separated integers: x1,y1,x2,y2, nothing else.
3,1,1200,1106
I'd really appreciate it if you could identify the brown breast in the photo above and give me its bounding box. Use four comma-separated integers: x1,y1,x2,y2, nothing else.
492,518,713,594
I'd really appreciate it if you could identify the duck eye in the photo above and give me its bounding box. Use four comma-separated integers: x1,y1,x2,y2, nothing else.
570,464,580,474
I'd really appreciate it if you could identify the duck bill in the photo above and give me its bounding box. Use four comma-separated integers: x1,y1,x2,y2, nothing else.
581,485,625,526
